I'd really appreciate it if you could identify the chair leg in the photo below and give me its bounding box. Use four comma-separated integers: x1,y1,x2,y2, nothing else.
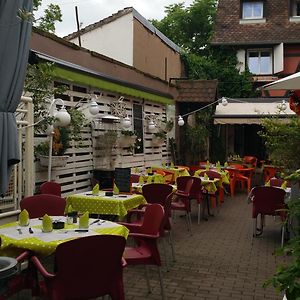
145,265,151,294
281,225,285,247
253,218,257,237
162,238,169,271
157,266,166,300
168,230,176,262
186,212,192,233
198,203,201,224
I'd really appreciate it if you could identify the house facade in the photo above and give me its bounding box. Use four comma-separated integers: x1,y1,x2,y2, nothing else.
211,0,300,160
65,7,183,83
212,0,300,96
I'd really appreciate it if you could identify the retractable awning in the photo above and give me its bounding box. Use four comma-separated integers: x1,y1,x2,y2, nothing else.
213,99,295,125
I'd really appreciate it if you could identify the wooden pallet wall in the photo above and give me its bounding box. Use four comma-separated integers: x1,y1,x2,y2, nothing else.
35,81,173,197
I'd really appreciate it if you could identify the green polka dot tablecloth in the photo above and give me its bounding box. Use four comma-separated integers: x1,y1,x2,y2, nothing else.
0,217,129,257
66,192,146,218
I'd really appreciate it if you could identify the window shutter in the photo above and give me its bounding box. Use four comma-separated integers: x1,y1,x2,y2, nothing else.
236,49,246,73
274,43,284,74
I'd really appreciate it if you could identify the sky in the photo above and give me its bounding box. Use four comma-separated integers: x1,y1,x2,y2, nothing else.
37,0,195,37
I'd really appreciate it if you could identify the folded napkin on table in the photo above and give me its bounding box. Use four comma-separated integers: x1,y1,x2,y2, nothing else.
203,173,209,180
147,176,153,184
42,214,53,232
79,211,89,229
224,162,228,167
138,175,145,185
67,205,74,214
92,183,99,195
19,209,29,226
265,180,270,187
162,162,166,168
154,175,163,183
113,183,119,195
170,162,174,168
281,181,287,189
205,160,210,171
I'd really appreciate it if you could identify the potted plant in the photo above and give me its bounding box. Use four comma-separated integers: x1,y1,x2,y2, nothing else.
36,127,70,167
152,131,166,146
118,130,137,148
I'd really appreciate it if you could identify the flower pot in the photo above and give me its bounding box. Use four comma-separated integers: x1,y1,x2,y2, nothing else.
38,154,69,168
152,137,165,146
118,135,137,147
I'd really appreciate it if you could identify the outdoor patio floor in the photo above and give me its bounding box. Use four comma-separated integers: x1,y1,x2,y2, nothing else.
10,191,287,299
124,192,287,300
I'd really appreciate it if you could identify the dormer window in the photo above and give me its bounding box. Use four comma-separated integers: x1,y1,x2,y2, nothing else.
242,1,264,19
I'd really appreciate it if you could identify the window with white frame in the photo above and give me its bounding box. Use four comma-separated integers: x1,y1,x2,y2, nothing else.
242,1,264,19
247,50,272,75
291,0,300,16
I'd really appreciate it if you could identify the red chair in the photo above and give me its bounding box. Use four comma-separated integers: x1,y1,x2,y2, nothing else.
31,235,126,300
126,184,175,263
251,186,287,246
121,204,166,300
171,176,194,231
39,181,61,196
20,194,66,219
189,177,205,224
229,164,254,195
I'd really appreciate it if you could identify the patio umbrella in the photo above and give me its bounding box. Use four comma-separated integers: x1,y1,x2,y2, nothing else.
262,71,300,90
0,0,32,195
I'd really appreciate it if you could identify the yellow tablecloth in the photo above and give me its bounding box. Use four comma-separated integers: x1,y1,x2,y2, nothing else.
66,192,146,218
138,173,165,184
0,217,129,257
194,169,230,186
152,166,190,180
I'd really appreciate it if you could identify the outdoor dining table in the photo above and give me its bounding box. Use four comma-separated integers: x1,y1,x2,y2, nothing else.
0,216,129,257
152,166,190,180
66,191,146,218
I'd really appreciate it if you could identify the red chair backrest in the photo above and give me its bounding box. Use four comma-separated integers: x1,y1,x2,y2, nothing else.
198,170,221,180
20,194,66,218
243,156,258,168
176,176,194,192
53,235,126,299
130,174,140,183
270,178,290,187
142,183,173,205
251,186,286,219
189,176,204,200
140,204,165,236
39,181,61,196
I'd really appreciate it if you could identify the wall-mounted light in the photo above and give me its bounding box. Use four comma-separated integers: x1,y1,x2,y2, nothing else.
89,99,100,115
49,98,71,128
148,119,156,131
121,115,131,129
280,99,287,111
178,115,185,126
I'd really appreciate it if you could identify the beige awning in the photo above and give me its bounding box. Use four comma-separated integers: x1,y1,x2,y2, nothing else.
213,101,295,125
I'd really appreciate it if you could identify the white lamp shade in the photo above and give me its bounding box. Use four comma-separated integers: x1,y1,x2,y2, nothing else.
281,100,287,110
122,116,131,129
221,97,228,106
178,116,185,126
54,108,71,127
148,120,156,131
89,100,99,115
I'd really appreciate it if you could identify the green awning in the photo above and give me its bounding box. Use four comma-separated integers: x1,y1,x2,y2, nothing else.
52,66,174,105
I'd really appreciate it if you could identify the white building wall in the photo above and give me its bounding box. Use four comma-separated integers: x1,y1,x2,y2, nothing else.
70,13,134,66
